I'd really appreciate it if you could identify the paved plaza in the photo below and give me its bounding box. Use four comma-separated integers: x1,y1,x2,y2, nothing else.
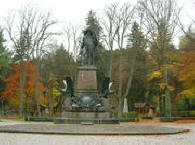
0,120,194,145
0,123,188,135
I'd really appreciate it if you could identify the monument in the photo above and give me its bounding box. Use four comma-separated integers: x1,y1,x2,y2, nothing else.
55,29,118,124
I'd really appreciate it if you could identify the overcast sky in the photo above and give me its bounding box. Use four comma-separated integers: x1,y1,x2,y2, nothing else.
0,0,194,48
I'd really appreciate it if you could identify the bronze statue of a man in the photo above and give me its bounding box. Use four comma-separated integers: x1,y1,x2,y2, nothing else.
80,29,98,66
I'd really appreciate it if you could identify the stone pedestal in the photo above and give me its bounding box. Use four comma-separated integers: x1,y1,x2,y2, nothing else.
61,111,112,119
57,65,117,124
55,111,119,124
75,66,98,96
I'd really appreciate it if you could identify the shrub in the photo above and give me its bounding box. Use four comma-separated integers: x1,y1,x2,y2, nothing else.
189,111,195,117
160,117,174,122
172,111,195,117
141,116,153,120
122,111,138,119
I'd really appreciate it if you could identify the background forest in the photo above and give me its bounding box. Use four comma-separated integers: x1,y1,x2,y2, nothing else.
0,0,194,119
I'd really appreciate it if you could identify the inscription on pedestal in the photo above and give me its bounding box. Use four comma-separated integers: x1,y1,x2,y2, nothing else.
75,66,97,94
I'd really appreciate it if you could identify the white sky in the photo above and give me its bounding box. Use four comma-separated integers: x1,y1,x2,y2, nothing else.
0,0,194,49
0,0,132,25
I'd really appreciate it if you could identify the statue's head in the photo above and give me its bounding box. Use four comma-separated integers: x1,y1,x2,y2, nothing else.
83,29,94,37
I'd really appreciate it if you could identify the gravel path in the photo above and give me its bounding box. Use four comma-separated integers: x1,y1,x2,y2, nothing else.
0,120,194,145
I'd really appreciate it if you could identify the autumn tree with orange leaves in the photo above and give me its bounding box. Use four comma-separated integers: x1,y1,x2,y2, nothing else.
177,30,195,99
3,62,45,115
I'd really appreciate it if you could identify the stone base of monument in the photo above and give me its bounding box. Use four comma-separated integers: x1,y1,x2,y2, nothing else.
59,65,119,124
54,118,119,124
54,111,119,124
61,111,112,118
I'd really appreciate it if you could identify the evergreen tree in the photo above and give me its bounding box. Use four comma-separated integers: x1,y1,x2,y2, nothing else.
128,22,146,49
0,29,11,86
85,10,102,41
0,29,6,93
0,28,11,113
125,22,148,110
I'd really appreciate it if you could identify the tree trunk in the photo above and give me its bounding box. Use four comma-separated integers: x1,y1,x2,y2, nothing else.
164,67,171,117
108,50,113,77
33,62,41,117
1,100,4,116
118,51,123,117
49,88,54,117
124,53,136,98
19,62,26,118
29,93,33,117
122,49,137,113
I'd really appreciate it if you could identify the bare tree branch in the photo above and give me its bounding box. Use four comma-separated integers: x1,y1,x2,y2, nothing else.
4,5,58,61
63,23,82,61
115,3,135,50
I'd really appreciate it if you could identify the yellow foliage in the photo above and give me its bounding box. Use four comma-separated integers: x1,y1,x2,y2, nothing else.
168,85,175,91
147,64,176,81
52,88,61,97
39,88,61,107
177,88,195,99
179,70,195,88
7,94,19,109
164,64,175,70
147,70,162,81
159,82,165,91
158,82,175,91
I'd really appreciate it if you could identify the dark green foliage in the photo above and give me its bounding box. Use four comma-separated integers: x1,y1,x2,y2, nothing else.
86,10,102,41
160,117,174,122
121,111,138,119
172,98,195,117
172,111,195,117
0,31,5,51
0,29,11,98
141,116,153,119
128,22,146,49
125,22,149,110
160,116,195,122
41,44,77,88
95,43,110,90
121,111,139,121
25,117,54,122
